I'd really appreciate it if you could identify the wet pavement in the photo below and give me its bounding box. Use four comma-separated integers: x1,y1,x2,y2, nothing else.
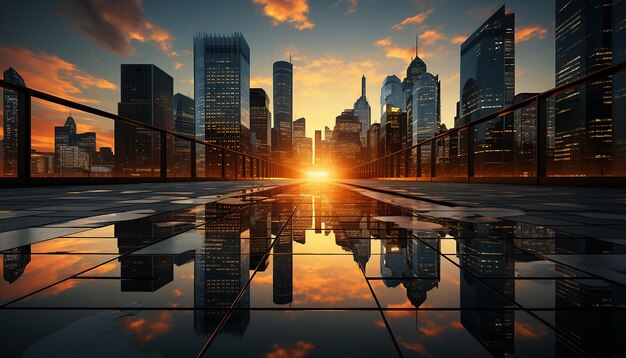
1,182,625,357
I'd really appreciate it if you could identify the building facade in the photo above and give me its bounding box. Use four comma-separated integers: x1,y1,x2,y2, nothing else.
194,32,250,156
173,93,195,176
614,0,626,175
250,88,272,158
273,60,293,159
459,5,515,126
116,64,173,176
2,67,24,177
353,75,371,146
293,117,312,166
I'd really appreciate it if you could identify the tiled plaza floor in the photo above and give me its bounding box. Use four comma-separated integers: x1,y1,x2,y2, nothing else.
1,181,624,357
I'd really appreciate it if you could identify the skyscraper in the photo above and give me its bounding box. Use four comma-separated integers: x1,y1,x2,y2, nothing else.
173,93,195,176
614,0,626,175
353,75,371,146
250,88,271,157
194,33,251,153
331,109,363,167
54,113,96,175
116,64,173,176
273,60,293,159
555,0,613,176
380,75,404,117
2,67,24,177
459,5,515,126
403,38,428,145
411,73,441,144
293,117,312,166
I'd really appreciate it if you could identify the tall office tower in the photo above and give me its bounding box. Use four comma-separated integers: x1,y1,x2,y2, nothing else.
293,117,306,138
116,64,173,176
459,5,515,126
613,0,626,175
380,75,405,117
314,130,322,165
331,109,363,167
293,117,312,166
411,73,441,144
273,60,293,159
380,105,406,156
2,67,24,177
403,39,428,147
250,88,271,158
367,123,381,160
194,32,250,155
353,75,371,146
173,93,195,176
555,0,614,176
54,114,96,175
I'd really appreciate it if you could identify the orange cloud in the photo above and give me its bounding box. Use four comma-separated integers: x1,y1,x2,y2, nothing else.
375,38,433,62
173,61,184,70
121,311,173,345
60,0,174,56
0,45,117,152
419,30,447,46
516,25,548,43
0,45,116,103
375,37,393,47
253,0,315,30
450,36,466,45
392,9,433,30
515,321,548,340
397,338,433,357
266,341,315,358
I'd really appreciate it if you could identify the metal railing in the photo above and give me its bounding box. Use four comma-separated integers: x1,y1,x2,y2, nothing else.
0,80,298,186
346,60,626,186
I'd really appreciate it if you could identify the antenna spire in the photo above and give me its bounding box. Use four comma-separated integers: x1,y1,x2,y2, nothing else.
289,53,292,64
416,34,419,57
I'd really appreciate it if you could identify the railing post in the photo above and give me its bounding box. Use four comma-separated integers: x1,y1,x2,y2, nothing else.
536,96,546,184
221,149,226,179
416,145,421,180
18,90,31,185
430,140,436,180
160,131,167,181
242,155,246,179
190,141,196,179
467,126,475,182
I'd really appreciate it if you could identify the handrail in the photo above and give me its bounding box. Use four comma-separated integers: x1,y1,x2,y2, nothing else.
0,79,298,173
350,59,626,171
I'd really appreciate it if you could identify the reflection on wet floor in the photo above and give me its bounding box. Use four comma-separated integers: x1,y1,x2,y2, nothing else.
1,183,625,357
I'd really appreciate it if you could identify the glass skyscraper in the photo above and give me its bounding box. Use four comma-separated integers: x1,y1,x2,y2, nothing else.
380,75,404,119
459,5,515,126
412,73,441,144
194,33,251,153
613,0,626,175
273,60,293,158
2,67,24,177
116,64,173,176
555,0,613,176
353,75,371,146
250,88,271,158
173,93,195,176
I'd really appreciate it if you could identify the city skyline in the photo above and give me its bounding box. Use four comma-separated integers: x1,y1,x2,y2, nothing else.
0,0,555,152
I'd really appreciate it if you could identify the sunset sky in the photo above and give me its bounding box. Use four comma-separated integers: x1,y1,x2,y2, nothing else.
1,0,555,152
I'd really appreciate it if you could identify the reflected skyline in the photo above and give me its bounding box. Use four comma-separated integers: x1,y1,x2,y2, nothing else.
2,183,625,356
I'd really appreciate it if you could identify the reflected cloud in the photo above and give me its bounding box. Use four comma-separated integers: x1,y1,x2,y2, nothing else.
266,341,315,358
120,311,173,346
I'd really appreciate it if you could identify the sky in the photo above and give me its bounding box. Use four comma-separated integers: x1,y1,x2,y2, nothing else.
0,0,556,152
